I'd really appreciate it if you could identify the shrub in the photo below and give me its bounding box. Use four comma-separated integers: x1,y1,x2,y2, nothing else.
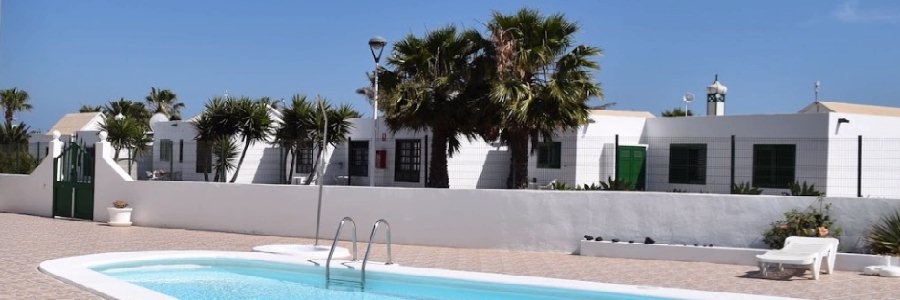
113,200,129,209
576,182,603,191
785,181,824,196
762,197,843,249
550,181,573,190
599,176,633,191
868,209,900,255
731,182,762,195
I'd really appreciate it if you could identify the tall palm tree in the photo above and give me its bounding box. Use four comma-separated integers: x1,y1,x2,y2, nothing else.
103,98,152,126
488,8,603,188
0,88,32,124
302,96,359,185
193,97,240,182
145,87,185,120
79,105,102,112
0,122,35,174
661,107,692,117
99,116,151,171
380,25,494,188
274,94,317,183
229,97,273,183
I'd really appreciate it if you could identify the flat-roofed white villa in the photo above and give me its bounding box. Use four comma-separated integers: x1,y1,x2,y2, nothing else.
131,78,900,199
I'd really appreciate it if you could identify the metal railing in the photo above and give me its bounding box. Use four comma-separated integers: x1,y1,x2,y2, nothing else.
325,217,357,284
361,219,393,285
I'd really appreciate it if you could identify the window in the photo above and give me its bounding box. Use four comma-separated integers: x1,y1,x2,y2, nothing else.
395,139,421,182
668,144,707,184
348,141,368,176
159,139,173,162
195,141,212,173
295,142,314,174
536,142,561,169
178,140,184,163
753,144,796,188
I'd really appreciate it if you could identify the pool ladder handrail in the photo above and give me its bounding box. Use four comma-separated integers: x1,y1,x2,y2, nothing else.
361,219,393,285
325,216,358,282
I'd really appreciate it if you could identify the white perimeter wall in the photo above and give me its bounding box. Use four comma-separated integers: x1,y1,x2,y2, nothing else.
3,140,899,253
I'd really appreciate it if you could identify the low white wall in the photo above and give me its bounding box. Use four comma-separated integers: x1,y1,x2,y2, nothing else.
0,143,60,217
90,143,900,253
5,141,900,255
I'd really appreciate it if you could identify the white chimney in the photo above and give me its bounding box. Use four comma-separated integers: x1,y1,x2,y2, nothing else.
706,75,727,116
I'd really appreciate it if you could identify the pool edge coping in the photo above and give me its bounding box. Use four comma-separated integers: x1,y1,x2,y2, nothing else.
39,250,804,300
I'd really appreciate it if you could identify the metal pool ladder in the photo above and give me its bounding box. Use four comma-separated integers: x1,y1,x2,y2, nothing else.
361,219,394,285
325,217,358,287
324,218,393,290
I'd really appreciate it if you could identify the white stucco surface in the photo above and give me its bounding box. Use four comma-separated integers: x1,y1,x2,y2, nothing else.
4,140,899,255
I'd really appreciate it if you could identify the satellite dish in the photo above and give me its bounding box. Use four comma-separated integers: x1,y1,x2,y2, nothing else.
683,92,695,103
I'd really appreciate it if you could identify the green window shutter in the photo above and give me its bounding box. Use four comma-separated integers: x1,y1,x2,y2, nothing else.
394,139,421,182
195,141,212,173
537,142,561,169
348,141,368,176
669,144,707,184
752,144,795,188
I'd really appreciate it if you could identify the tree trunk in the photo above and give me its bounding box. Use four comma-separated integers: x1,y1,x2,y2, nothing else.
303,147,323,185
230,138,251,183
4,110,12,124
286,148,296,184
506,129,529,189
427,127,450,188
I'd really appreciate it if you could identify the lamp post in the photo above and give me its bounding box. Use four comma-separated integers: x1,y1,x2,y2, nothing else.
368,36,386,187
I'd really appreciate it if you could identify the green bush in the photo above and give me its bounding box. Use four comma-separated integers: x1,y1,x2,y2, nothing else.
762,197,843,249
868,209,900,255
731,182,763,195
785,181,824,196
550,181,573,190
599,176,633,191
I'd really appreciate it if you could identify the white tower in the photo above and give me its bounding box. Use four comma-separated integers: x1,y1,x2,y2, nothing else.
706,75,728,116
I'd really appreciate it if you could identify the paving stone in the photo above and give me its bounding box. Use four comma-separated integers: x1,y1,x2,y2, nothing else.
1,212,898,299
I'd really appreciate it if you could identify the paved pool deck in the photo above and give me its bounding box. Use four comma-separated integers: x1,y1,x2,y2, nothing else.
1,212,897,299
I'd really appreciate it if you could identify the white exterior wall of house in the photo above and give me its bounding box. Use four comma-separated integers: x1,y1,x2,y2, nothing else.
576,114,649,186
325,119,509,189
644,113,830,194
825,112,900,198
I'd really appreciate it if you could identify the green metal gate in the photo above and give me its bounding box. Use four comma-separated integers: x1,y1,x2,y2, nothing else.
52,143,95,220
616,145,646,191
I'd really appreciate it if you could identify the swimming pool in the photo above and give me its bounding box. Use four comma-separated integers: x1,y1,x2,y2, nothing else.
39,251,797,300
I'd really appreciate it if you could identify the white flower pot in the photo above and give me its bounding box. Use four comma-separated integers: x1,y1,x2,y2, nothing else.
107,207,133,227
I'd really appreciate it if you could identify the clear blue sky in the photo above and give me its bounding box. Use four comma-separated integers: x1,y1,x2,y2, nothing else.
2,0,899,132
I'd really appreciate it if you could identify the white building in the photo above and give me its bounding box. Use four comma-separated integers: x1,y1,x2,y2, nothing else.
144,82,900,198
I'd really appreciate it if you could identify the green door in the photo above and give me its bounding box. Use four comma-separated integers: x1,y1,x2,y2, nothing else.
53,143,95,220
617,146,646,191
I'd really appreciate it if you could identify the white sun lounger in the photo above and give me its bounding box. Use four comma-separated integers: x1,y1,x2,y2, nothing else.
756,236,839,280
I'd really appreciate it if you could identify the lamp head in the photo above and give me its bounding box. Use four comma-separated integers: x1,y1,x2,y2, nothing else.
368,36,387,63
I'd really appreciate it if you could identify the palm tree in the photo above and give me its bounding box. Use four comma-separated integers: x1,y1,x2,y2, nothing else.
99,116,151,172
103,98,152,126
227,97,273,182
274,94,317,183
0,88,33,124
0,122,35,174
488,8,603,188
380,25,493,188
79,105,102,112
302,96,360,185
145,87,185,120
193,97,240,182
661,107,692,117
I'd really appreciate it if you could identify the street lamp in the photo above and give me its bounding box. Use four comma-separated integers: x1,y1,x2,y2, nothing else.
368,35,386,187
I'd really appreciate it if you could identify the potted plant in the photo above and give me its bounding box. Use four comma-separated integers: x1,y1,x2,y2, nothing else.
107,200,133,227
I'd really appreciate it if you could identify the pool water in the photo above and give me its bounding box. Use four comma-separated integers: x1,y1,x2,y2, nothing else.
94,258,671,300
